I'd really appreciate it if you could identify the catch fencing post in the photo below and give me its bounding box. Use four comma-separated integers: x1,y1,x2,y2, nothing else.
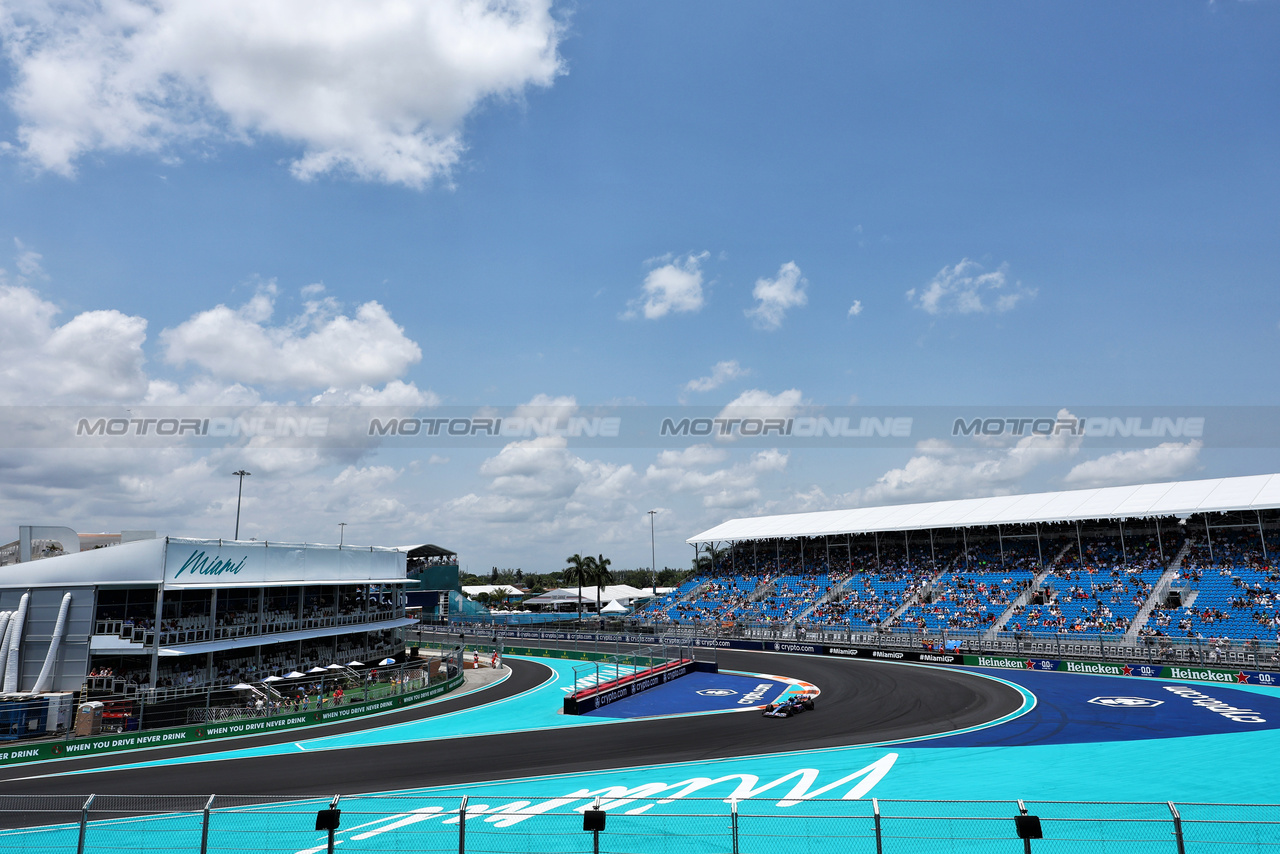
77,794,95,854
458,795,468,854
730,798,739,854
872,798,882,854
1168,802,1187,854
200,794,216,854
1015,799,1043,853
583,797,605,854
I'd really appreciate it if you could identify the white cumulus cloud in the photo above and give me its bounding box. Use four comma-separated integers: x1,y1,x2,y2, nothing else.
746,261,807,330
626,252,709,320
1064,441,1203,489
645,445,788,510
684,360,748,393
847,300,863,317
0,282,149,404
906,259,1035,315
852,408,1083,505
716,388,804,420
0,0,564,187
161,284,421,388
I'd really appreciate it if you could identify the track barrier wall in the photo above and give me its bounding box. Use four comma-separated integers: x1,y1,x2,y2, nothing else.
431,627,1280,688
0,671,464,768
3,794,1278,854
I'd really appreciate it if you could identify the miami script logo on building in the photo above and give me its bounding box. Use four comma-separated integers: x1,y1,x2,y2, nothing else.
172,550,248,579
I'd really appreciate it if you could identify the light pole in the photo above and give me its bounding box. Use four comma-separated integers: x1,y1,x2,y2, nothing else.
338,522,347,547
232,470,251,540
647,509,658,595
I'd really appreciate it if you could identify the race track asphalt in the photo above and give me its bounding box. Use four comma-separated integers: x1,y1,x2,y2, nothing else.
0,650,1022,805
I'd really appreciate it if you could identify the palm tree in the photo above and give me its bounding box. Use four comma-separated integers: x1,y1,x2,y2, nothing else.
565,554,592,623
591,554,613,618
692,543,726,574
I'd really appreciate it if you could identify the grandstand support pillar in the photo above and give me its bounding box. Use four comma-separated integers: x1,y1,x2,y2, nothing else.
963,529,969,570
1156,519,1164,562
1035,524,1043,569
1205,516,1214,563
904,530,910,565
208,588,217,646
1259,511,1268,560
1119,520,1128,563
1168,802,1187,854
998,526,1005,567
874,533,880,570
150,586,163,689
929,529,936,565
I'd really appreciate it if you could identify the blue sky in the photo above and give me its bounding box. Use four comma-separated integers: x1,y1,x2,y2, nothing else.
0,1,1276,574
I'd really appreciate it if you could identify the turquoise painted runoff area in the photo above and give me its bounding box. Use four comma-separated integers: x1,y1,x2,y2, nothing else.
6,658,1280,853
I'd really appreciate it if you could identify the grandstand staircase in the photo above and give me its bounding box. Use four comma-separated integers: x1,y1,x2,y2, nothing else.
1124,538,1194,643
883,562,952,628
745,578,775,605
730,577,777,620
792,575,857,625
985,543,1075,640
681,578,716,606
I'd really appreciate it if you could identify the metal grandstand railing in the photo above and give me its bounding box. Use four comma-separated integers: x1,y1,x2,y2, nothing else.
0,794,1276,853
620,618,1280,670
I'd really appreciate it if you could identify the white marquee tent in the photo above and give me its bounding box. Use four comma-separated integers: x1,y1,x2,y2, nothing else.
688,473,1280,544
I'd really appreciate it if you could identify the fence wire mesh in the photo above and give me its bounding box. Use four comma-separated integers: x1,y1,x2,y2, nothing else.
2,794,1279,854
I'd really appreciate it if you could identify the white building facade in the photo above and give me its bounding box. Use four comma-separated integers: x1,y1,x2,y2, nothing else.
0,533,414,695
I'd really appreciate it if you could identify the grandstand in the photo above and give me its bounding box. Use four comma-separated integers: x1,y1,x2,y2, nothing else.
634,474,1280,656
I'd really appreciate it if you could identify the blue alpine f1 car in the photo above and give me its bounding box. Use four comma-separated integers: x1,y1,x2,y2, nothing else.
761,694,816,717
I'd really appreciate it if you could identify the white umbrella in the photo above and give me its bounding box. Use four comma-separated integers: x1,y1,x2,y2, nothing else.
261,675,283,682
346,661,364,667
232,683,255,690
378,657,395,666
600,599,629,614
326,663,345,670
307,666,327,674
284,671,305,678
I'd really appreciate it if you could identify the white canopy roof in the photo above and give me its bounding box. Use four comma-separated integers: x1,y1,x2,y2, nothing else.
688,473,1280,544
523,584,654,606
462,585,525,598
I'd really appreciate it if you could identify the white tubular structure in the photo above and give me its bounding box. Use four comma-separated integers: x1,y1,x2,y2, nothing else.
30,592,72,693
0,612,11,686
3,593,29,693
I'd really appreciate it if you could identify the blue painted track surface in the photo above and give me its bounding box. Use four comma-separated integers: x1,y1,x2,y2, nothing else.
583,670,791,717
935,666,1280,746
